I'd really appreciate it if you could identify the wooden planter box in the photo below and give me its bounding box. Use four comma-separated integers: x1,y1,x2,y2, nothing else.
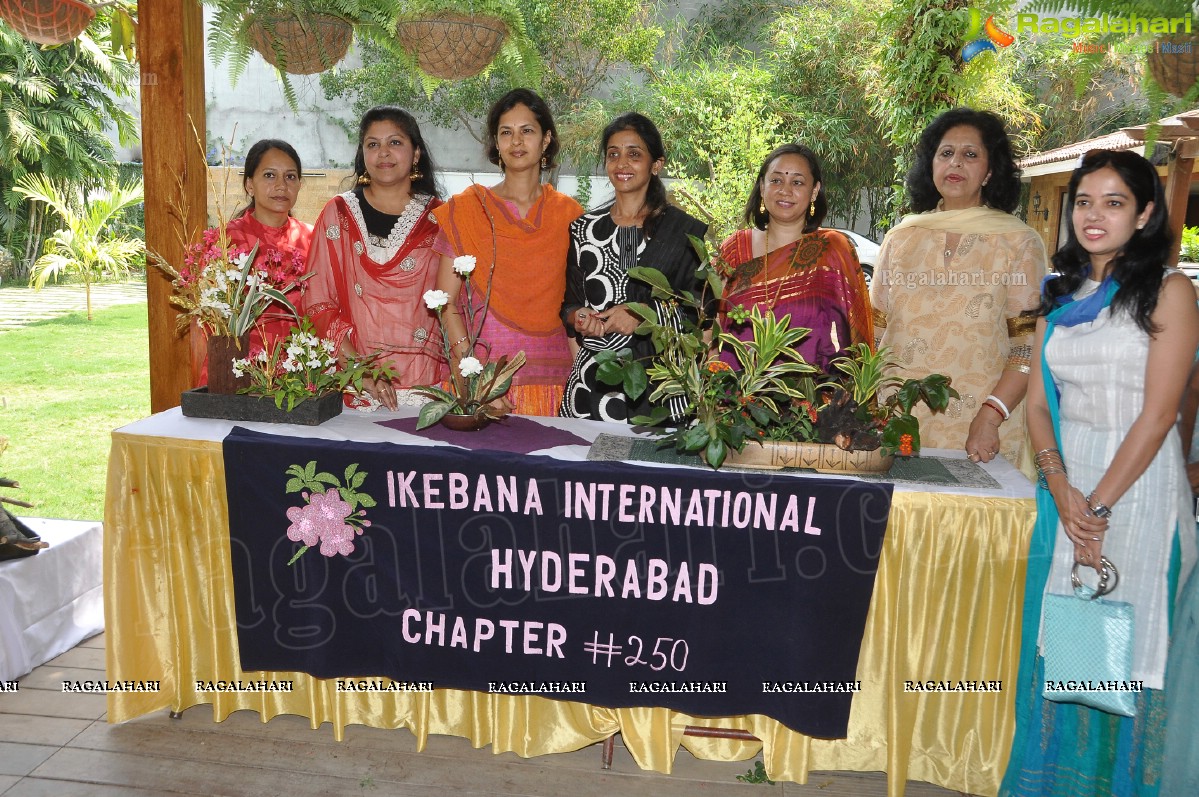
725,440,894,474
180,388,342,426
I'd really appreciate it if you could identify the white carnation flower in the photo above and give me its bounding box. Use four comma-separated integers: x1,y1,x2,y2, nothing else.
423,289,450,310
452,255,477,275
458,356,484,378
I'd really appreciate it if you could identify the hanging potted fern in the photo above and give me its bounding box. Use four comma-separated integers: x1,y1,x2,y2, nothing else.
205,0,391,107
0,0,96,45
392,0,532,80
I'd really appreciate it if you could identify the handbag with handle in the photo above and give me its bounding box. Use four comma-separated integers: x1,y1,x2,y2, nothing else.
1041,556,1137,717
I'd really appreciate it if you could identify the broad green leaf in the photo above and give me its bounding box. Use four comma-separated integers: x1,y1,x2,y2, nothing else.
623,366,647,399
417,401,453,430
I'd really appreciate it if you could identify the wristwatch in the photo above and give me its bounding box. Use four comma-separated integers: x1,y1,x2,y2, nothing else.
1087,492,1112,519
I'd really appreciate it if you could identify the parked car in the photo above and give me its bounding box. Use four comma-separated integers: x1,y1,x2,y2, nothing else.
832,229,880,285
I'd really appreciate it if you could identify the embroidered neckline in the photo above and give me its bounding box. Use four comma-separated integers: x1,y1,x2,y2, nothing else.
342,191,432,263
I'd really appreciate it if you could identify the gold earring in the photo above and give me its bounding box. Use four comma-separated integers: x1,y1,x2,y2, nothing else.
357,174,370,186
540,155,548,170
809,199,816,217
759,199,766,214
409,164,424,181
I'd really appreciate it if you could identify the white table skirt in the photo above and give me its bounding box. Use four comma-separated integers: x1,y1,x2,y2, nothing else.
0,517,103,681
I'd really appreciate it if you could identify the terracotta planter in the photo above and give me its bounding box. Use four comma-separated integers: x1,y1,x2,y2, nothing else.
439,412,490,432
248,13,353,74
725,440,894,474
394,13,508,80
206,333,252,395
0,0,95,46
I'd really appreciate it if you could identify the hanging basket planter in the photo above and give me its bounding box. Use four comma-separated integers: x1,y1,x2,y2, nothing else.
1148,33,1199,97
247,13,353,75
0,0,96,46
394,13,508,80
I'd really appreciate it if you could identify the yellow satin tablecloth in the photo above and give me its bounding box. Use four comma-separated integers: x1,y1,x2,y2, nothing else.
104,410,1034,797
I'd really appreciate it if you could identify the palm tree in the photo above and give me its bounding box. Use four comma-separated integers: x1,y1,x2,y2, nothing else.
0,20,137,276
15,174,144,321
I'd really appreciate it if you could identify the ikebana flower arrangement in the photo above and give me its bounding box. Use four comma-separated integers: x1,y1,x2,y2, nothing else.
232,318,397,411
414,254,525,429
597,235,957,470
151,225,307,339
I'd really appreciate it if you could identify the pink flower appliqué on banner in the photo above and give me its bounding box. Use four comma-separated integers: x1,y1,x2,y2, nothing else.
283,460,376,566
286,490,356,557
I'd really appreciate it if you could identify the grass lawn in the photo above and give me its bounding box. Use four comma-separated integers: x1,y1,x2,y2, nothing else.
0,302,149,520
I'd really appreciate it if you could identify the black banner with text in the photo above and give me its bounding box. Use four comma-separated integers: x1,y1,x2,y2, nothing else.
223,426,892,737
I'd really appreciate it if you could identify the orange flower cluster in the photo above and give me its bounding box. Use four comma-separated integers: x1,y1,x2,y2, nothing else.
899,433,914,457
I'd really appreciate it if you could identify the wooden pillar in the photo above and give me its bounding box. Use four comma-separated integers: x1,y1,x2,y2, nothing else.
139,0,206,412
1164,145,1194,268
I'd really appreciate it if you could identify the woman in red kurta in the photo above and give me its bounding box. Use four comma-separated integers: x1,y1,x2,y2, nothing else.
225,139,313,351
196,140,313,387
304,107,445,409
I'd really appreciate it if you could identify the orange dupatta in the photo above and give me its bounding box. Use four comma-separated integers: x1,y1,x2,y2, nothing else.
431,184,582,334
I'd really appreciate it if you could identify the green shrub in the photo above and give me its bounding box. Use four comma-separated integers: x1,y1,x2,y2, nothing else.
1180,226,1199,263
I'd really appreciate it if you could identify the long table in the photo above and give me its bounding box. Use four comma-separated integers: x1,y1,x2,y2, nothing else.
104,408,1035,797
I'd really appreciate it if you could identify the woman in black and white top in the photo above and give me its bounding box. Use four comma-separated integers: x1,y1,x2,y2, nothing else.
559,112,707,422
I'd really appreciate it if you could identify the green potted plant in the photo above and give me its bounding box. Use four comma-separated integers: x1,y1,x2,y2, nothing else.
726,343,958,472
598,235,958,471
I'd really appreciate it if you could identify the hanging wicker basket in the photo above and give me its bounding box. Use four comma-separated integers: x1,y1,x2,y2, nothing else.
394,13,508,80
0,0,95,46
1148,32,1199,97
248,13,353,75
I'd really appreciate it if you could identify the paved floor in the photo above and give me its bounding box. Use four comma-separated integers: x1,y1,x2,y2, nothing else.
0,283,146,332
0,634,971,796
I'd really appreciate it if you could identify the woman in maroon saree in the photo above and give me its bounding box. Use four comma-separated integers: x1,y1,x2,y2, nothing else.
719,143,872,372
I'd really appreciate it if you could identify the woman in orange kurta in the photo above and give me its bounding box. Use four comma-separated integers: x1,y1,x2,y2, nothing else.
719,144,872,372
304,107,445,408
431,89,583,416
